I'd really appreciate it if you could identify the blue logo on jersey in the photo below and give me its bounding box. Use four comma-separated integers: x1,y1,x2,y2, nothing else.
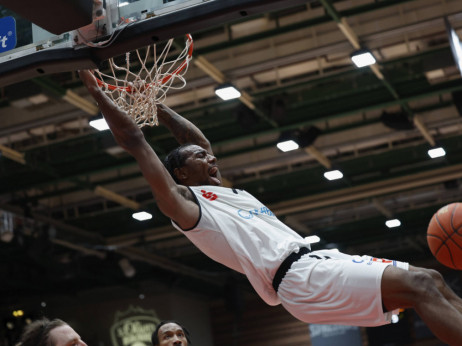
0,16,17,53
238,206,274,219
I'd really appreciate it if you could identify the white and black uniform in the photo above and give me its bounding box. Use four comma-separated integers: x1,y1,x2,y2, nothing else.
171,185,409,326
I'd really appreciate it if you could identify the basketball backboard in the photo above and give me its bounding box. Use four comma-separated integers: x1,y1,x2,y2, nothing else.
446,17,462,76
0,0,309,87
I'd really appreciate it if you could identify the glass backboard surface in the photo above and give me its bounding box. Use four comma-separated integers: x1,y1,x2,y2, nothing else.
446,17,462,76
117,0,206,23
0,0,206,62
0,5,72,61
0,0,308,86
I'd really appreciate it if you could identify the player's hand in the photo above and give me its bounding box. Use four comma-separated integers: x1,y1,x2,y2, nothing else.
156,104,173,125
78,70,100,92
157,103,170,113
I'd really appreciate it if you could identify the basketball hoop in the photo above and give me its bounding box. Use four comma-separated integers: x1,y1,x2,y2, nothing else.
94,34,193,127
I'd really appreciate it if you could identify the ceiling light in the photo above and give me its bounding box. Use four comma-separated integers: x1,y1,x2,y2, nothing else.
277,130,302,152
215,84,241,100
324,170,343,181
277,139,299,152
351,49,376,68
89,118,109,131
276,127,322,152
428,147,446,159
386,219,401,228
304,235,320,244
132,211,152,221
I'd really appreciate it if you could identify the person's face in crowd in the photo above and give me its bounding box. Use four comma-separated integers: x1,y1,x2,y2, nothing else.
49,324,88,346
157,322,188,346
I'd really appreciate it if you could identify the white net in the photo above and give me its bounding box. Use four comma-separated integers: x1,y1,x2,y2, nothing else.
94,35,193,127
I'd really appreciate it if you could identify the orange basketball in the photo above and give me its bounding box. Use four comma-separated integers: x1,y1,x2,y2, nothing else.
427,203,462,270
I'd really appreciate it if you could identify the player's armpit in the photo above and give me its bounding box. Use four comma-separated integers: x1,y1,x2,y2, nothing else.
156,185,200,230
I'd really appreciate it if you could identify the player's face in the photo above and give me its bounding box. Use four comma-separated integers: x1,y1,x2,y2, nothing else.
49,325,87,346
157,323,188,346
178,145,222,186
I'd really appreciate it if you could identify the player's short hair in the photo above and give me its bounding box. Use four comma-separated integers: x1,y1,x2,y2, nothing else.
16,317,67,346
163,144,194,183
151,320,192,345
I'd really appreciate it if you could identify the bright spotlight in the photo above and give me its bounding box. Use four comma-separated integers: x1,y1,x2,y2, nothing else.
386,219,401,228
215,84,241,100
132,211,152,221
89,118,109,131
277,140,299,152
324,170,343,181
304,235,321,244
428,147,446,159
351,50,376,67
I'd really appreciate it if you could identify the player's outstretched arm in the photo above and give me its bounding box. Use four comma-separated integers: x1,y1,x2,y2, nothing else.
157,104,213,155
78,70,199,229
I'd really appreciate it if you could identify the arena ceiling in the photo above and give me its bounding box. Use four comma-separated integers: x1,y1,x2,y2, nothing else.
1,0,462,306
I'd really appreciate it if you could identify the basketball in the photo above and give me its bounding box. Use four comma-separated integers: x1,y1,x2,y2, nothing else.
427,203,462,270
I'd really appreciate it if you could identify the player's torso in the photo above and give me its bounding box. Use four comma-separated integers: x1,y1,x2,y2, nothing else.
186,185,307,266
180,185,309,305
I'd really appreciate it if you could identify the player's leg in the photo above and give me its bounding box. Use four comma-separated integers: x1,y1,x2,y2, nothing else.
381,265,462,345
409,266,462,314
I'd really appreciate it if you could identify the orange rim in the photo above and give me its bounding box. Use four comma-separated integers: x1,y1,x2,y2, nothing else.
95,34,193,93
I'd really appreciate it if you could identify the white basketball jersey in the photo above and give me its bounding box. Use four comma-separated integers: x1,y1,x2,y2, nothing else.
171,185,310,306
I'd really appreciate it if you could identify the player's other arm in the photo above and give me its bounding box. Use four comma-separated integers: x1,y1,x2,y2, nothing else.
157,104,214,155
78,70,199,229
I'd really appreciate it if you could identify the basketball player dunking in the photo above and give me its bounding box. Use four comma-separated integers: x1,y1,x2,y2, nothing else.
80,70,462,345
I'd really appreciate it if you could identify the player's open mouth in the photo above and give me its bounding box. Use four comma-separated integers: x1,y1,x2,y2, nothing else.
209,166,221,185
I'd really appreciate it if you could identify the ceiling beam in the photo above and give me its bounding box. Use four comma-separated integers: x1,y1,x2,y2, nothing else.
194,0,420,55
0,144,26,164
303,145,332,169
32,77,99,115
0,144,141,212
269,163,462,215
413,115,436,147
371,198,394,219
193,53,278,127
318,0,440,149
